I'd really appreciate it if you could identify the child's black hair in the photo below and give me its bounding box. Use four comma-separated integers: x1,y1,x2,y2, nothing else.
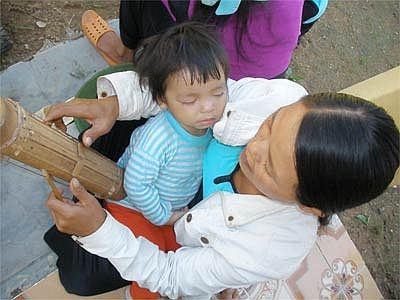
134,22,229,102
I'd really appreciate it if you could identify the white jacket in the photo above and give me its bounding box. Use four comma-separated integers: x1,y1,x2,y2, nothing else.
97,71,308,146
81,72,316,298
79,191,318,299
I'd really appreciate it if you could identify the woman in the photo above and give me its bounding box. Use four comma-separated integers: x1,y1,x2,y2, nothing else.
43,74,310,297
45,92,399,299
84,0,304,79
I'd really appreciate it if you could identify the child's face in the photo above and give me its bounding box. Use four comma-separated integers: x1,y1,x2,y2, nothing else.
160,69,228,136
239,101,308,203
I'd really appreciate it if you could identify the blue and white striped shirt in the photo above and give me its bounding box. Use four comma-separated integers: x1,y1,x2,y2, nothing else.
116,110,212,225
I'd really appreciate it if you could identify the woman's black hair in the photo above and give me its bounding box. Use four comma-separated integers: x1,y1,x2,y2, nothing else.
134,21,229,102
295,93,399,225
193,0,266,61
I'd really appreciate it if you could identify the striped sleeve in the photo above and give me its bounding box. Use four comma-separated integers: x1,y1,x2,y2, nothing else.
117,129,139,169
123,147,173,225
117,145,130,169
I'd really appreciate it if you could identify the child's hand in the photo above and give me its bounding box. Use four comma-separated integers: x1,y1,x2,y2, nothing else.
217,288,239,300
166,207,189,225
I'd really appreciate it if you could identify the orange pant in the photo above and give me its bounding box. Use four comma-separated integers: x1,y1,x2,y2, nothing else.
105,202,181,299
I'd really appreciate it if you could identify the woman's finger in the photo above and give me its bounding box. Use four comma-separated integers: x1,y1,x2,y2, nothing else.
53,118,67,132
44,99,97,122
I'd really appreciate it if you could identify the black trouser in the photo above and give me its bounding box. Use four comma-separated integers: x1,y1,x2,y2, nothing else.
44,118,203,295
44,225,130,295
44,119,146,295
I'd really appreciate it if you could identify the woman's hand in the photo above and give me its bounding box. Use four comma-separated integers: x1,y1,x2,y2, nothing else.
44,96,119,147
46,178,106,236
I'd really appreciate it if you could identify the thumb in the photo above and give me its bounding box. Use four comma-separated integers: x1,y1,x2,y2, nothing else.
70,178,92,205
81,130,95,147
82,124,107,147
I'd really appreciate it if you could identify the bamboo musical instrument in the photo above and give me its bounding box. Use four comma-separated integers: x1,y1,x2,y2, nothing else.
41,169,64,201
0,97,125,200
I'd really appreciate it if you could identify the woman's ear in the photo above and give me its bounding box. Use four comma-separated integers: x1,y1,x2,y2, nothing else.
298,204,325,218
157,97,168,110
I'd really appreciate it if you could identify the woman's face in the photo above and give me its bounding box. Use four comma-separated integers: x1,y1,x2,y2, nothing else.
239,101,308,203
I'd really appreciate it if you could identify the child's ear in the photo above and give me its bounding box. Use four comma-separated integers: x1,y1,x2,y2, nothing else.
157,97,168,110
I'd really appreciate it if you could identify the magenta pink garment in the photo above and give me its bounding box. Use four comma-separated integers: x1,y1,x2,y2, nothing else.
219,0,304,80
160,0,303,80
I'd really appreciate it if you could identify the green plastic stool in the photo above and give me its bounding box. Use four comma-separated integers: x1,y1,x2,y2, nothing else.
74,63,135,133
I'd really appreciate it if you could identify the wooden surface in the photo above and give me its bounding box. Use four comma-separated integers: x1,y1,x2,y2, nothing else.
0,97,125,200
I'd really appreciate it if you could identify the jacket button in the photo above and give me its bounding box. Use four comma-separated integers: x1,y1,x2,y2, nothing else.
228,216,234,221
186,213,192,222
100,91,108,98
200,237,209,244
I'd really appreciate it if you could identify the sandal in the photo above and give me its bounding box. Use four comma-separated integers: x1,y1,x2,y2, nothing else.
81,10,118,66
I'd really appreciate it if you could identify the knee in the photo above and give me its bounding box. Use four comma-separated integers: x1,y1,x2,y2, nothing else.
57,264,130,296
58,270,100,296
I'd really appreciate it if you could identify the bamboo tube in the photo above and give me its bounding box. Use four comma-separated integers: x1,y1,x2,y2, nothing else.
0,97,125,200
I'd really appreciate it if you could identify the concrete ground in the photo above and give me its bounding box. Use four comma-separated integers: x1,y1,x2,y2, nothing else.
0,21,117,299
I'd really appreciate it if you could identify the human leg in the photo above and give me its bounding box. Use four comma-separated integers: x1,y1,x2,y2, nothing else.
44,225,130,296
43,119,146,295
81,10,133,65
96,31,133,63
105,203,181,299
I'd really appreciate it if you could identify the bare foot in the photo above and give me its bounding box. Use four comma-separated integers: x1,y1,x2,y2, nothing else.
97,31,133,64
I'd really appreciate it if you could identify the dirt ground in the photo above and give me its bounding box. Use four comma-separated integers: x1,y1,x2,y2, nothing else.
1,0,399,298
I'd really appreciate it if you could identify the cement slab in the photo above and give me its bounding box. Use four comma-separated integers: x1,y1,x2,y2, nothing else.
0,20,118,299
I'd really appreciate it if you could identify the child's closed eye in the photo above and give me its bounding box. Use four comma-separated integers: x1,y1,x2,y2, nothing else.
179,97,197,104
213,91,225,97
182,99,197,105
